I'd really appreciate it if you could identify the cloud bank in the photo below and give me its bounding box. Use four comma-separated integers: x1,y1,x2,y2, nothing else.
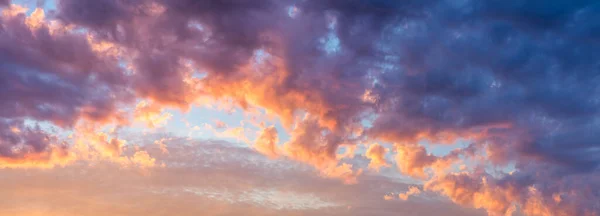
1,0,599,215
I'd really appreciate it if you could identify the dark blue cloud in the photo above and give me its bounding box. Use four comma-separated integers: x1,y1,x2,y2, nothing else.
0,11,129,126
53,0,599,175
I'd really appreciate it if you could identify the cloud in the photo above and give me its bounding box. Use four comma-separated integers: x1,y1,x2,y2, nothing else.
282,115,362,183
398,186,421,201
0,137,483,216
425,164,600,216
214,120,227,129
154,138,170,154
0,119,73,168
71,123,125,158
123,150,157,169
202,123,250,143
69,122,160,169
394,144,437,179
134,100,173,128
0,6,129,127
2,0,600,215
253,126,280,158
365,143,390,171
425,171,517,216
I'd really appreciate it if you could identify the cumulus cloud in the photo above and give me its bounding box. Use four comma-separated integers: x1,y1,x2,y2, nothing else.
365,143,390,171
282,115,362,183
394,144,438,179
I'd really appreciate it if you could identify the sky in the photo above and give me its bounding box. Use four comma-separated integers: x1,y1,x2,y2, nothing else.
0,0,599,215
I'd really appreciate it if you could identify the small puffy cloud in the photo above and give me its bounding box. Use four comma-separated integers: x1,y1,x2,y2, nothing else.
365,143,390,171
383,194,395,201
124,151,157,169
398,186,421,201
214,120,227,129
394,144,437,179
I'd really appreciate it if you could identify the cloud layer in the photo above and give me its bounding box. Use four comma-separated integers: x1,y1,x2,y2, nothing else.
1,0,599,215
0,138,483,216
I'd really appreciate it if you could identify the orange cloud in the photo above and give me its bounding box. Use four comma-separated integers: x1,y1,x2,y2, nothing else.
399,186,421,201
253,126,280,159
425,173,517,216
383,194,395,201
282,115,362,183
122,151,157,169
0,145,74,169
365,143,390,171
394,144,437,179
134,100,173,128
319,163,363,185
73,124,125,158
0,119,75,169
70,122,160,170
24,8,45,30
1,4,27,17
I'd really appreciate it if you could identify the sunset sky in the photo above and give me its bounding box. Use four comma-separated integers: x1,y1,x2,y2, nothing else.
1,0,599,215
